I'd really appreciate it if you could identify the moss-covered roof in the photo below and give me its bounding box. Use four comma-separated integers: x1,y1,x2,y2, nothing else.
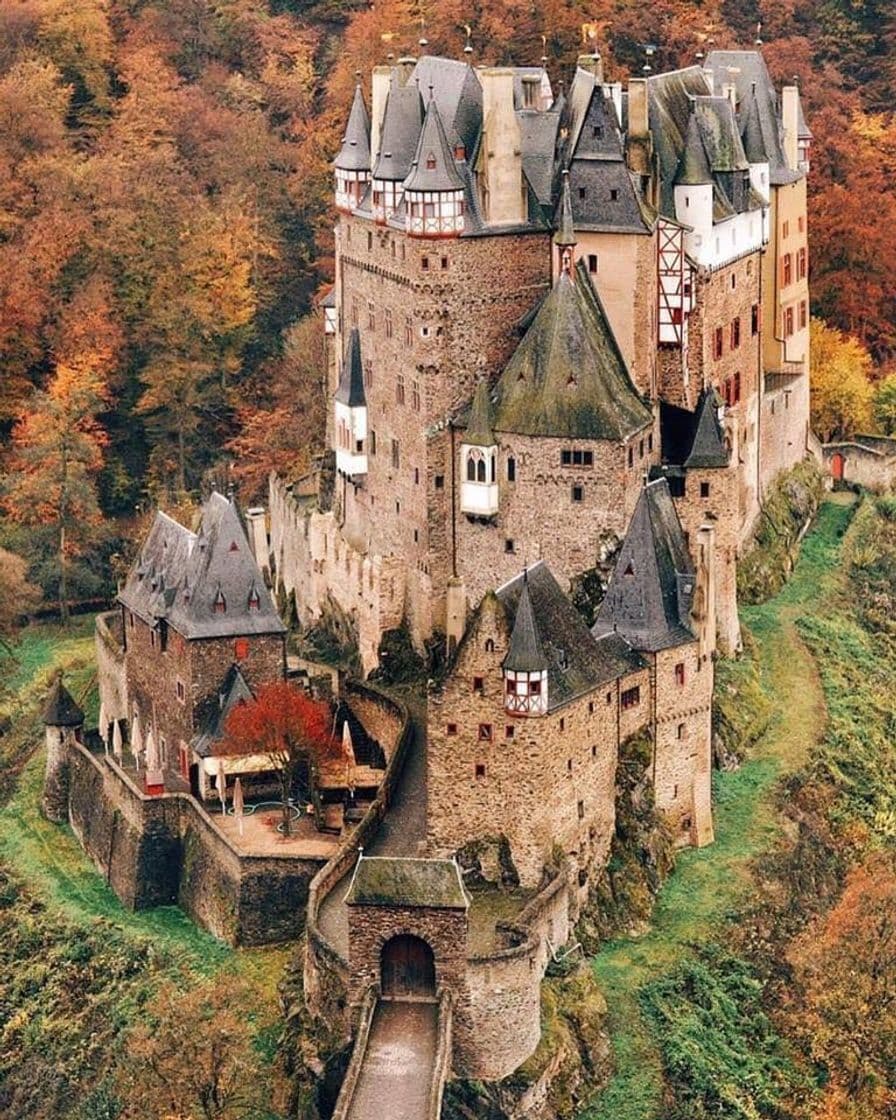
346,856,469,910
464,378,495,446
491,259,652,439
42,676,84,727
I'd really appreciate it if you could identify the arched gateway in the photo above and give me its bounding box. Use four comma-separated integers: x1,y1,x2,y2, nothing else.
380,934,436,998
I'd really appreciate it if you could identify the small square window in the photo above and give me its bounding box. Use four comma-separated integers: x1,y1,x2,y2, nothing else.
441,256,448,269
473,676,484,694
610,189,618,201
577,799,585,819
421,256,430,270
561,449,572,466
505,539,515,553
475,763,486,778
588,254,598,274
234,638,249,660
578,186,586,200
675,662,686,686
505,725,515,739
572,484,584,503
478,723,493,741
435,474,444,489
446,723,458,735
700,481,710,498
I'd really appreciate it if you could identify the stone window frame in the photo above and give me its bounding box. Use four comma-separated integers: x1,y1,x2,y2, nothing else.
475,763,486,779
478,723,493,741
472,676,484,694
446,723,458,735
396,372,405,405
700,481,710,499
621,685,640,710
385,308,393,339
571,484,584,503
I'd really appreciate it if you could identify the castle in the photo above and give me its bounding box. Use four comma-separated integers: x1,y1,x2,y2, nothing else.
45,42,813,1113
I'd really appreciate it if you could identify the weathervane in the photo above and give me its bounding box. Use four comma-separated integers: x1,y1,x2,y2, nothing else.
463,24,473,56
755,21,763,47
642,43,657,74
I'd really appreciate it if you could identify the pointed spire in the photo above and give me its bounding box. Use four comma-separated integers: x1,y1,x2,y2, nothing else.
553,169,577,248
335,83,371,171
504,574,547,672
741,87,767,164
465,379,495,446
685,388,729,469
335,328,366,407
42,673,84,728
675,111,712,186
403,98,464,192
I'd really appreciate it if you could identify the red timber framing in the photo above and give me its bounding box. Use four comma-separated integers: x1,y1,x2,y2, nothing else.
657,218,692,347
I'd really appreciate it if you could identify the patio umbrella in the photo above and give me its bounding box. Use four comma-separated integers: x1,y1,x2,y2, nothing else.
130,711,143,768
98,702,108,752
112,719,123,763
144,727,158,772
342,720,356,794
217,757,227,813
233,777,244,837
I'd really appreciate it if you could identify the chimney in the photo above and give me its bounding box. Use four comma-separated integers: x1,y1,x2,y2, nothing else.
370,65,392,162
694,524,717,662
245,507,270,574
781,84,800,171
577,52,604,85
478,67,525,226
628,78,649,137
625,77,654,186
445,576,467,658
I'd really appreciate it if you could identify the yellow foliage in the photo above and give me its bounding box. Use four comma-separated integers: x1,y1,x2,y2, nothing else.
810,317,874,442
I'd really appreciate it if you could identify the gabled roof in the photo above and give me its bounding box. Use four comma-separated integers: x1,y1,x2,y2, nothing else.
372,77,423,182
334,328,366,407
42,676,84,727
503,576,546,672
594,480,696,652
464,378,495,446
411,56,482,156
740,88,768,164
702,51,802,185
346,855,468,910
519,107,561,209
553,171,576,247
675,111,713,185
496,562,644,710
646,66,714,216
335,84,371,171
119,493,286,640
693,96,750,173
403,98,464,192
491,259,652,440
193,664,254,757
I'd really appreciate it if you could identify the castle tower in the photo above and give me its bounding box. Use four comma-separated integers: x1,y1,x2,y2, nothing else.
334,84,372,213
42,674,84,823
403,97,466,238
502,574,548,715
371,73,422,222
333,328,368,478
553,170,576,279
459,379,498,517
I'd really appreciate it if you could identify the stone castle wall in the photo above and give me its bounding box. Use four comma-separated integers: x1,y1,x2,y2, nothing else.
60,739,322,945
95,611,128,723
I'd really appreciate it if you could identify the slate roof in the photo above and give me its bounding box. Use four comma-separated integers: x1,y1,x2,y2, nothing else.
519,107,561,210
497,562,645,710
702,50,802,185
503,576,546,672
675,112,713,185
373,76,423,182
42,676,84,727
335,84,371,171
594,480,696,652
193,664,254,757
346,856,468,910
334,328,366,407
491,259,652,440
740,88,768,164
686,389,729,468
411,56,482,155
464,378,495,446
403,98,464,192
553,171,576,246
119,492,286,640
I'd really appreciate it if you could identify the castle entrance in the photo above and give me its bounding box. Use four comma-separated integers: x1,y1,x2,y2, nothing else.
380,935,436,998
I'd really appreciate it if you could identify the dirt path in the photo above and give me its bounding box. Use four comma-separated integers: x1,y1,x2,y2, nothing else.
584,497,855,1120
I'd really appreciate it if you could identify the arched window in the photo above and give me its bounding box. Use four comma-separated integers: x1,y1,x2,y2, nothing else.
466,454,477,482
426,152,436,170
485,638,495,653
490,451,497,483
476,457,486,482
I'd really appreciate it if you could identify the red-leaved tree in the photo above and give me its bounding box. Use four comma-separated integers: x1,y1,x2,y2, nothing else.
220,682,338,835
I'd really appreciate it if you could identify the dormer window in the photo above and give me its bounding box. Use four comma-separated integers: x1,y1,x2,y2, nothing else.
213,589,226,614
454,143,465,160
248,587,261,612
426,152,436,170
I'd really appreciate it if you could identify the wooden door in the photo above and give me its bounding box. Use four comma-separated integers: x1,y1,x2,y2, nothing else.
380,935,436,998
831,452,844,481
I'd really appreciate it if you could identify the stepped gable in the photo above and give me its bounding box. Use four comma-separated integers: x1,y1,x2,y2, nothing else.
403,98,464,192
491,258,652,439
703,50,802,185
119,492,286,640
566,81,651,234
335,328,366,407
497,561,644,710
335,83,371,171
594,479,696,652
193,663,254,757
373,76,423,182
346,856,469,910
42,676,84,727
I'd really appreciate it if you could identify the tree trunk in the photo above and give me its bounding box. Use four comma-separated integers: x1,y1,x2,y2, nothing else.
279,762,292,837
59,525,69,626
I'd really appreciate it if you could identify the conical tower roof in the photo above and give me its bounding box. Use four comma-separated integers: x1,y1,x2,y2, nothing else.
403,98,464,192
503,576,546,673
335,328,366,407
740,89,767,164
492,259,652,440
373,78,423,182
42,675,84,727
464,379,495,446
553,170,576,247
674,111,712,186
335,84,371,171
685,388,729,469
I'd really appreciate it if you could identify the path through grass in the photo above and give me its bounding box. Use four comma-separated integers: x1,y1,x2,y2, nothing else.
584,496,856,1120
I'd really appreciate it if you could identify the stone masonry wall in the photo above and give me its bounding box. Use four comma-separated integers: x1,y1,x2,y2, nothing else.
95,611,128,724
426,594,650,888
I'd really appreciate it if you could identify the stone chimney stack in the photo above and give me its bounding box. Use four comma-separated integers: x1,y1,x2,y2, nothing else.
625,77,656,204
370,64,392,162
694,524,717,662
781,84,800,171
478,67,525,226
445,576,467,658
245,507,270,575
628,78,649,138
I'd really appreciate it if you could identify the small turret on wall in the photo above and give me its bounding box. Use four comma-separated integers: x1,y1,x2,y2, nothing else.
42,673,84,824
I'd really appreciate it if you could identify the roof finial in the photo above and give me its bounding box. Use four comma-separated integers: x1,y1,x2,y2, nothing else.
418,13,428,49
541,34,548,68
463,24,473,56
755,21,763,47
641,43,657,74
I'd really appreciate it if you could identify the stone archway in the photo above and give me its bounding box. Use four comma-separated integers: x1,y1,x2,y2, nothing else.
380,934,436,998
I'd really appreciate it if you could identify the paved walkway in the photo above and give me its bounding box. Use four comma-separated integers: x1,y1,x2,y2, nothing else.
345,1000,438,1120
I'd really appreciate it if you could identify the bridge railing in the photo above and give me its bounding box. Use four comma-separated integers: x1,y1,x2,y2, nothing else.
428,987,454,1120
331,983,380,1120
